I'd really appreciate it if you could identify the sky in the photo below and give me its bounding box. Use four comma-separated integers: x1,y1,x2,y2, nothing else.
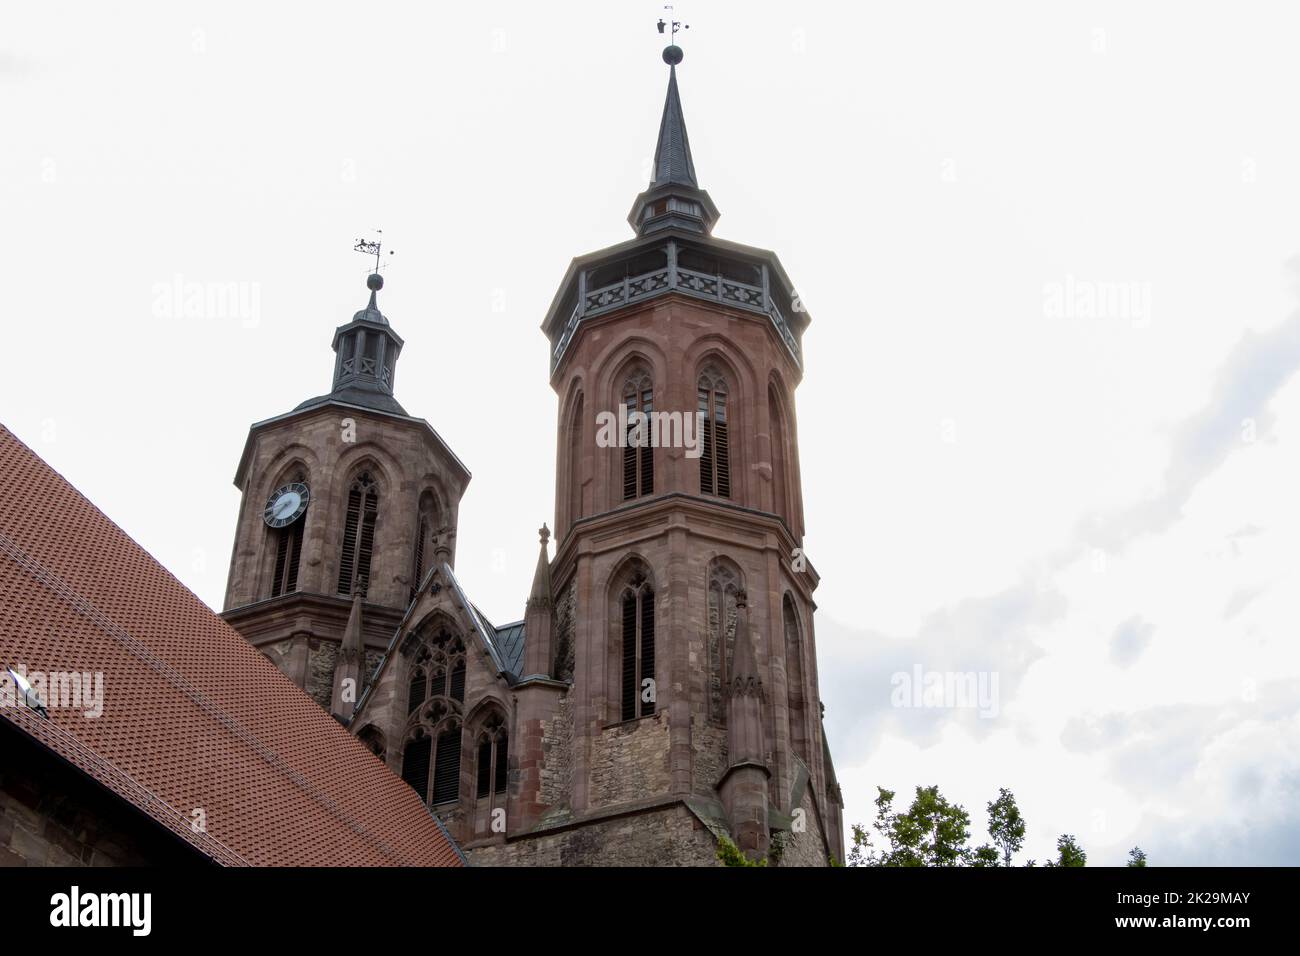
3,1,1299,866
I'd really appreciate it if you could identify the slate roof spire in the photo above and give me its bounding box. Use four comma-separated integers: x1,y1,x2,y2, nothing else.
627,44,720,236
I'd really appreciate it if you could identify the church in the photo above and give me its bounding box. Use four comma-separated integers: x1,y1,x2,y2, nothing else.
220,42,845,866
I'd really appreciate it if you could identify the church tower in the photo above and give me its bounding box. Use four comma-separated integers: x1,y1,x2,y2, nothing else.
222,273,470,722
509,41,844,864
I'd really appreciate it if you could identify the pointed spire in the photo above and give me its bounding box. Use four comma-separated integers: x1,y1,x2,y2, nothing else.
627,45,720,236
340,589,365,663
331,589,366,721
523,523,555,677
528,524,552,609
651,65,698,189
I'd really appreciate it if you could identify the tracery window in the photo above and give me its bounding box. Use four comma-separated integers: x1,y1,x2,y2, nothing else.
698,368,731,498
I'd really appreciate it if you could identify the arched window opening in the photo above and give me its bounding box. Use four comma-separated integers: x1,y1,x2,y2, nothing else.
474,716,510,801
784,594,810,761
620,571,656,721
432,725,462,805
699,368,731,498
338,471,380,596
401,734,432,800
568,393,585,529
407,667,427,716
622,370,654,500
411,490,438,603
269,470,308,598
707,560,742,722
769,386,789,521
449,659,466,703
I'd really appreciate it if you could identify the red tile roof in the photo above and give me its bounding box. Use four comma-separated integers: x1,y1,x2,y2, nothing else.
0,425,463,867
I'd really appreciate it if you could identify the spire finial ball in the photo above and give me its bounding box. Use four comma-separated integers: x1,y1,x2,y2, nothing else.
367,273,384,292
662,44,683,66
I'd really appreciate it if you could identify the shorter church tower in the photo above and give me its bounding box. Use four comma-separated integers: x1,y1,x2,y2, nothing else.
222,273,470,721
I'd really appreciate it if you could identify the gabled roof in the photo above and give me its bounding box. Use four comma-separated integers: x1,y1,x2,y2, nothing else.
0,424,464,867
352,564,527,723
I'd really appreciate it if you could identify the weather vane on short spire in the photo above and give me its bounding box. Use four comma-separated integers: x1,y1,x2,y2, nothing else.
657,5,689,54
354,229,395,277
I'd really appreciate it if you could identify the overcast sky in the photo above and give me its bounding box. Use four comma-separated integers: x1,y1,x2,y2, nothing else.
4,1,1299,866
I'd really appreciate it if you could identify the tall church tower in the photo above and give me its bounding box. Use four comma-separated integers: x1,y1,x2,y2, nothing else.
508,41,845,864
222,273,470,722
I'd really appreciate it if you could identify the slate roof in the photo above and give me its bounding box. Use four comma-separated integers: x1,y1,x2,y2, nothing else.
0,424,464,867
491,619,526,678
651,65,698,188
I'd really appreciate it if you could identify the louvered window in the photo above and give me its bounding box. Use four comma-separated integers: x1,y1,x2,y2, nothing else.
407,668,426,715
475,728,508,802
337,472,380,595
622,374,654,500
699,371,731,498
432,728,461,804
494,732,508,794
410,491,437,604
270,516,305,597
401,737,432,800
449,660,466,703
430,668,445,698
476,737,492,798
620,578,656,721
411,517,427,603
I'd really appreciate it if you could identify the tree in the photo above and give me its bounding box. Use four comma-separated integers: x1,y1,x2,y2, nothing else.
969,844,1001,867
987,788,1026,867
1045,833,1087,867
1126,846,1148,868
850,785,974,866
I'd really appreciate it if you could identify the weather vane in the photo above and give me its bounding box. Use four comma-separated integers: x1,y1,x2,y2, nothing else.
657,5,689,43
354,229,395,276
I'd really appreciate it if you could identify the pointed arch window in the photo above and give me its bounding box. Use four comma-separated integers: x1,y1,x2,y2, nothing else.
707,560,742,722
401,733,432,798
475,717,509,800
622,371,654,500
620,573,656,721
432,724,462,805
411,490,438,603
699,368,731,498
269,471,308,598
407,666,427,715
337,471,380,596
768,386,789,521
784,594,809,761
568,393,585,528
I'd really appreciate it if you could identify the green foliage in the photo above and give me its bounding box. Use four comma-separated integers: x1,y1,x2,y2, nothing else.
716,836,766,867
987,788,1026,866
970,844,1000,867
1044,833,1087,867
849,785,973,866
1126,846,1148,868
845,785,1126,868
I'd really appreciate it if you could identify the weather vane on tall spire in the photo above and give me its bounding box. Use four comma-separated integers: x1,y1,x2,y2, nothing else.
657,5,689,64
354,229,396,279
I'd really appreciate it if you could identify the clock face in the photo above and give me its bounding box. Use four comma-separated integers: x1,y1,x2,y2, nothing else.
263,482,310,528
